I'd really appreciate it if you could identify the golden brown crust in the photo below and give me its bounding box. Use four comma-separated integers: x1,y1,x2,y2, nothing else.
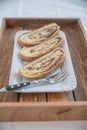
19,36,64,61
17,23,60,47
19,48,65,79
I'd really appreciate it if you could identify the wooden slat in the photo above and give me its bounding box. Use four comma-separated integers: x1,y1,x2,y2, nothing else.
0,26,19,102
20,93,46,102
0,93,18,102
0,18,6,41
77,19,87,43
48,92,74,102
0,102,87,121
6,18,78,29
63,24,87,101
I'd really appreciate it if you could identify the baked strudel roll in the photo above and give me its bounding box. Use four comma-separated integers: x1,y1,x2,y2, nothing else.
19,36,64,60
19,48,65,79
17,23,60,47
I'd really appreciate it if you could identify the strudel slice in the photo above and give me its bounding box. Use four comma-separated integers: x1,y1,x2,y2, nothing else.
19,48,65,79
17,23,60,46
19,36,64,60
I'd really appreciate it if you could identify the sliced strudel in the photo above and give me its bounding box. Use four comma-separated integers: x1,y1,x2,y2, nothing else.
17,23,60,46
19,48,65,79
19,36,64,60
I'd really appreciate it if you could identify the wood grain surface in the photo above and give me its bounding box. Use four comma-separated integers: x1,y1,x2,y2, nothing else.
63,21,87,101
6,18,78,29
0,102,87,121
0,18,87,121
0,19,19,102
48,92,74,101
20,93,46,102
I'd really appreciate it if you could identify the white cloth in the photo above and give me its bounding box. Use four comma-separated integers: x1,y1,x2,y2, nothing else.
18,0,87,34
0,0,87,34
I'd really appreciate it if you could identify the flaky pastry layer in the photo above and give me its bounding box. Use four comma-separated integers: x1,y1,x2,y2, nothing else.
17,23,60,47
19,48,65,79
19,36,64,60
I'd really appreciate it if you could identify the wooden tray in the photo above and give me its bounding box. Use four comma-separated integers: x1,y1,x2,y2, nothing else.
0,18,87,121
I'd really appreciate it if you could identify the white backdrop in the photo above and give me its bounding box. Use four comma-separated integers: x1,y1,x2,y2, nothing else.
0,0,87,33
0,0,87,130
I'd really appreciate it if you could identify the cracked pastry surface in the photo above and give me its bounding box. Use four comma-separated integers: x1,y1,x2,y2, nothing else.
19,48,65,79
17,23,60,46
19,36,64,60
